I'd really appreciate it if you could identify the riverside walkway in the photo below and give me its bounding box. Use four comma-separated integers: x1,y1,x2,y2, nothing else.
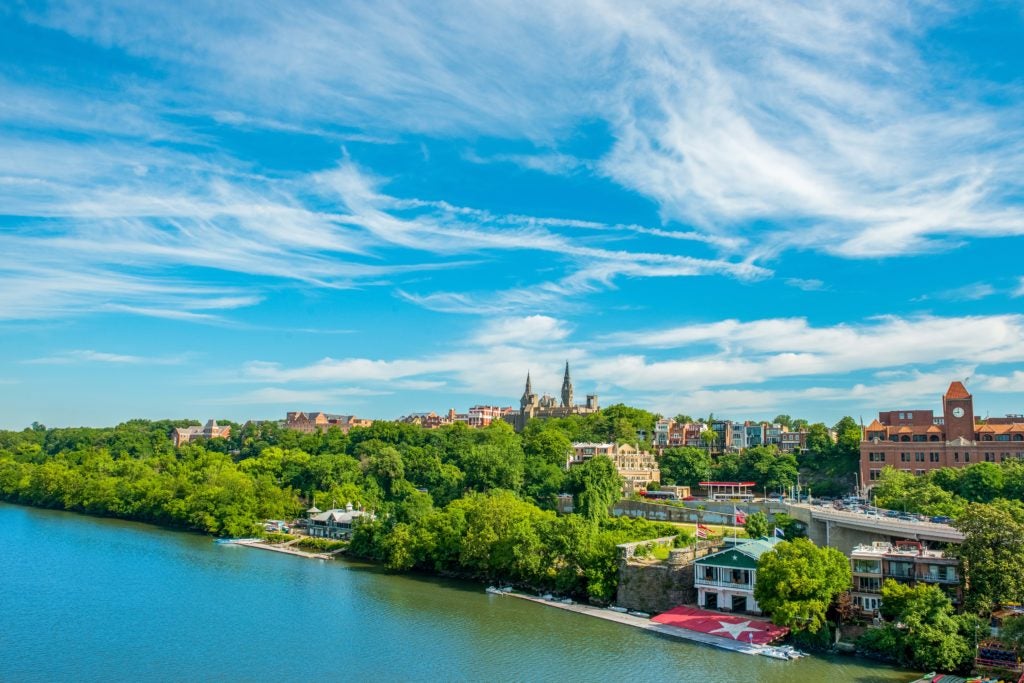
501,592,772,657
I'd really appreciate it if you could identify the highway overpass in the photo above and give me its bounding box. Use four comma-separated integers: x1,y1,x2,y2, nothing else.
785,503,964,554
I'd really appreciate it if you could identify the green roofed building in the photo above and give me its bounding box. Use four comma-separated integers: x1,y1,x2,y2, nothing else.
694,537,782,614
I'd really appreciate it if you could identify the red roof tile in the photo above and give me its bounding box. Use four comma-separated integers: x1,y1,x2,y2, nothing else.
945,381,971,400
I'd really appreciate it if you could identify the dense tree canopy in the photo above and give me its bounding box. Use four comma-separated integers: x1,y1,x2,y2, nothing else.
952,501,1024,612
754,538,851,633
743,511,769,539
0,414,684,602
858,580,979,673
658,447,712,487
566,456,622,521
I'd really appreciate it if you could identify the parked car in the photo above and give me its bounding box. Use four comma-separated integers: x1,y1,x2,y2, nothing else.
930,515,954,524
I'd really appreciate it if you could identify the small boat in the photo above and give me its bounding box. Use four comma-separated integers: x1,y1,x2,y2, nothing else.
485,586,503,595
541,593,554,601
214,538,260,545
628,610,650,618
559,598,574,605
756,647,791,660
608,606,628,613
499,586,513,592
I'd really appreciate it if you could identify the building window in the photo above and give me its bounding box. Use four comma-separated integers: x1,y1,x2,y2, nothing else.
899,412,905,419
930,452,940,462
912,435,926,442
901,452,910,462
915,452,925,462
997,435,1010,442
985,453,995,462
907,413,913,419
869,469,881,481
854,559,882,573
915,469,925,476
964,452,970,462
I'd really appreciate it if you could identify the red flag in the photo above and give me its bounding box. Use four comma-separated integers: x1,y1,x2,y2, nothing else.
734,506,746,525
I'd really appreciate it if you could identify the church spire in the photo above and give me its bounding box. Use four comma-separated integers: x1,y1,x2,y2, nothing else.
561,361,573,408
521,371,534,410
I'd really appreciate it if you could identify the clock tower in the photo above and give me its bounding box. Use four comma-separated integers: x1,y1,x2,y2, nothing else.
942,381,975,441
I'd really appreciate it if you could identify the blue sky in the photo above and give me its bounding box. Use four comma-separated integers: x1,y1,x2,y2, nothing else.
2,1,1023,429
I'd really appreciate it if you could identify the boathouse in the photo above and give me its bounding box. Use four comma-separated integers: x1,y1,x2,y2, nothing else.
694,537,781,614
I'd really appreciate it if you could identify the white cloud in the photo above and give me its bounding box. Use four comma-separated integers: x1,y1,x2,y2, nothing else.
785,278,828,292
229,313,1024,420
21,1,1024,260
23,349,189,365
914,282,996,303
471,316,571,347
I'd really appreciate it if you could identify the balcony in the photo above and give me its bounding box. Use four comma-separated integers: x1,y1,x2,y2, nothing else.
695,578,753,591
918,572,959,584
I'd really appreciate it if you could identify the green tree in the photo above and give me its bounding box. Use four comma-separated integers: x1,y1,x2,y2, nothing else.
860,579,976,673
999,615,1024,652
952,501,1024,612
700,428,717,452
743,511,769,539
832,416,861,460
658,447,712,486
754,538,851,633
566,456,622,522
804,423,833,456
773,415,793,429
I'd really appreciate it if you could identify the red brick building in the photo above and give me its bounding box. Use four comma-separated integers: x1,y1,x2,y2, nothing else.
860,381,1024,489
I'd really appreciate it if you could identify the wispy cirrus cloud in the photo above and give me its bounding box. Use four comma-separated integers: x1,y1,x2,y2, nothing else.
23,349,190,365
20,1,1023,262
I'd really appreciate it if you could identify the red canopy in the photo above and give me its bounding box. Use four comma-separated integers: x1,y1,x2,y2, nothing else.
652,605,788,645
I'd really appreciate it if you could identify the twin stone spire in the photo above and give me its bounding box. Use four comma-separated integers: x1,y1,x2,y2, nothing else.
522,362,574,410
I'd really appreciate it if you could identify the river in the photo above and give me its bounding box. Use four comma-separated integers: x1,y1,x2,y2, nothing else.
0,503,917,682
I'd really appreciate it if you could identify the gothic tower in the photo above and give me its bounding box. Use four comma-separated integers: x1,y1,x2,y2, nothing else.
561,361,574,408
521,371,535,410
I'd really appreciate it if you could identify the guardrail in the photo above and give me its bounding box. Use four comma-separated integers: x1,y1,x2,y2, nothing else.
792,504,965,542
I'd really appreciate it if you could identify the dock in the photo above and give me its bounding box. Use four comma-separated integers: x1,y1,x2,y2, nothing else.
230,539,331,560
501,592,771,656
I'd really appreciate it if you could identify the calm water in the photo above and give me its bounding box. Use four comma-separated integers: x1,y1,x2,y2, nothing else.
0,503,916,682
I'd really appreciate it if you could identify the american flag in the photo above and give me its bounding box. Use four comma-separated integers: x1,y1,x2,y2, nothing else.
695,523,711,539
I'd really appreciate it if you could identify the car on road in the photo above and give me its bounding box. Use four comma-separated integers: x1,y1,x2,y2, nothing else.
930,515,953,524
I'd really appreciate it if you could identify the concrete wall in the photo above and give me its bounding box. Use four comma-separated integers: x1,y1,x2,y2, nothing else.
611,499,788,525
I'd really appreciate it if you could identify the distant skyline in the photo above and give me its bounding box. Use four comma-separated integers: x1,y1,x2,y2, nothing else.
2,2,1023,429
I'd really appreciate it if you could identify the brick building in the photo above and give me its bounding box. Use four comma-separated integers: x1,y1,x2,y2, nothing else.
860,381,1024,489
285,411,372,434
568,442,660,494
172,419,231,448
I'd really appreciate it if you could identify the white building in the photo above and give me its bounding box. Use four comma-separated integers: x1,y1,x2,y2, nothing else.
694,537,782,614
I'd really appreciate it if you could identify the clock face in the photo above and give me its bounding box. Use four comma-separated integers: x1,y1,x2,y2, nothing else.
952,407,965,418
